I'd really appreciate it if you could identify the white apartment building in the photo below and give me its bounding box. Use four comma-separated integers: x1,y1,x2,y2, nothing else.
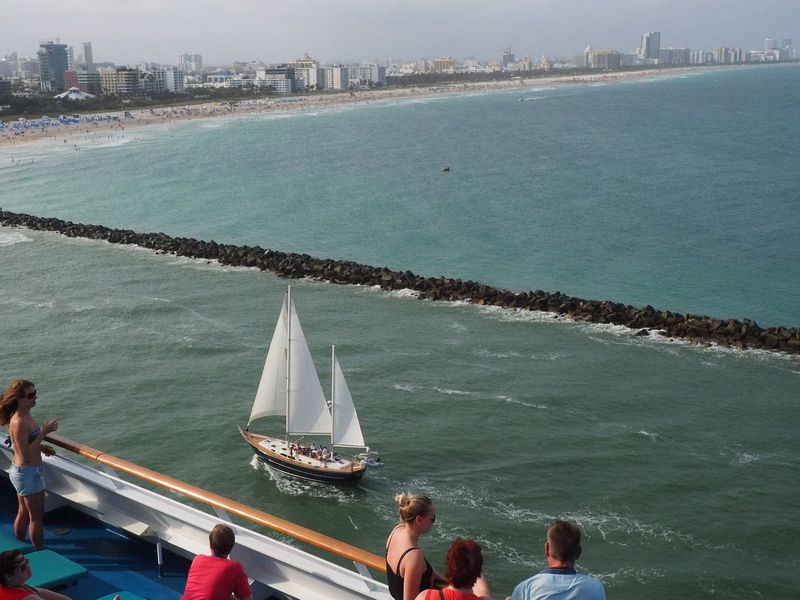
659,48,691,65
291,54,321,90
346,63,385,86
255,67,295,93
165,67,185,93
318,65,349,91
142,68,167,96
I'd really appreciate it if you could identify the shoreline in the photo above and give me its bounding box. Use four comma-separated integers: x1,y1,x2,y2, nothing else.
0,65,736,148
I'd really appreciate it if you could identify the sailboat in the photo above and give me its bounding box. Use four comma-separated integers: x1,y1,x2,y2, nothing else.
239,287,371,484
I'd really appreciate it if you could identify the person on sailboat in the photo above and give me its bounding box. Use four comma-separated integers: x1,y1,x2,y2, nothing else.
386,494,447,600
414,538,493,600
0,380,59,550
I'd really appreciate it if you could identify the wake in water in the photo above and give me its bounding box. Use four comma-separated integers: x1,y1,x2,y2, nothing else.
0,231,32,246
248,454,361,503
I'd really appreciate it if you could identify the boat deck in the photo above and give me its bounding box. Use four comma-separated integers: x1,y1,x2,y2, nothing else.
257,438,356,470
0,478,189,600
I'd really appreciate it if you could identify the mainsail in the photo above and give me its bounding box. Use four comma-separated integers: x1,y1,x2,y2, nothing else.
331,349,366,448
249,290,332,435
286,304,332,435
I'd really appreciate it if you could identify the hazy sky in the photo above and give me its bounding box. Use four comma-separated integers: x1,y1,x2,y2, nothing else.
4,0,798,65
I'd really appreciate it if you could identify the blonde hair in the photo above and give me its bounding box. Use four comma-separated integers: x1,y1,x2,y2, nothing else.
395,493,433,523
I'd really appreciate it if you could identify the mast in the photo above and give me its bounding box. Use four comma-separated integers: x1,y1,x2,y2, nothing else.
331,345,336,446
285,286,292,446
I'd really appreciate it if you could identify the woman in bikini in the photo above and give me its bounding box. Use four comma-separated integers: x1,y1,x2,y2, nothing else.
385,493,447,600
0,380,59,550
414,538,492,600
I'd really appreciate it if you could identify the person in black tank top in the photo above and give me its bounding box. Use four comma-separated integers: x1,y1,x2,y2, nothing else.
385,493,446,600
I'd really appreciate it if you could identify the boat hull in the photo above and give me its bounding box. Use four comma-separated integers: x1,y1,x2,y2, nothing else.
241,430,366,485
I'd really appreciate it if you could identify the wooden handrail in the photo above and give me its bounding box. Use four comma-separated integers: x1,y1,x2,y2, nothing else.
45,433,387,573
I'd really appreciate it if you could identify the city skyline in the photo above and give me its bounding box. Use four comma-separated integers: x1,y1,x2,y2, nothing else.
4,0,799,65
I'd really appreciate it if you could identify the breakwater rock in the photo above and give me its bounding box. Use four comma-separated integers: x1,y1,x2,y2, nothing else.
3,208,799,356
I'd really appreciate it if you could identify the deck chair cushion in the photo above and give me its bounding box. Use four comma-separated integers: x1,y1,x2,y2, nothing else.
0,531,34,554
26,549,88,588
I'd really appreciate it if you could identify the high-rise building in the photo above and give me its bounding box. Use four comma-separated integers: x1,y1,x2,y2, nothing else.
659,48,691,65
714,47,733,64
640,32,661,60
100,67,141,96
689,51,706,65
780,38,793,60
502,48,515,68
177,53,202,74
591,50,621,69
37,41,70,92
0,54,16,78
764,38,779,52
346,64,385,87
81,42,94,71
164,68,185,93
431,58,456,73
16,57,38,79
77,71,102,95
141,69,168,96
318,65,349,91
291,53,321,90
0,78,12,99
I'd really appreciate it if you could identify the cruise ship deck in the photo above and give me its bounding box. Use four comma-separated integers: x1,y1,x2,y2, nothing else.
0,477,189,599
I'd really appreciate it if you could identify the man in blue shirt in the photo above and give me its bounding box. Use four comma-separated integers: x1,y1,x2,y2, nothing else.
507,520,605,600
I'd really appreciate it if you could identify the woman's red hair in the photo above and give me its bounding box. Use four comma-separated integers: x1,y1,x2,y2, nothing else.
445,538,483,589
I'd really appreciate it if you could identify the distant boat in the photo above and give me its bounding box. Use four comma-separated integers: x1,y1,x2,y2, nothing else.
441,166,450,172
239,287,374,485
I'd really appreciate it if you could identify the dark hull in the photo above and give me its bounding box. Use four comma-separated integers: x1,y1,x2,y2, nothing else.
241,428,366,485
253,449,365,485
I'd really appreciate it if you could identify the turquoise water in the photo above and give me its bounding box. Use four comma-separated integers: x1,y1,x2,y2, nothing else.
1,65,799,599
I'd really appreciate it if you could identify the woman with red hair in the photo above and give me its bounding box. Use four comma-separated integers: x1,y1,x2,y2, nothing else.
415,538,493,600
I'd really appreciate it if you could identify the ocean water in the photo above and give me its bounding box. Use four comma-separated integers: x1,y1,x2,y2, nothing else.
1,64,799,599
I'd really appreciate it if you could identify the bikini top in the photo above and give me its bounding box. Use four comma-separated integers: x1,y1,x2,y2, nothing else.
28,426,41,443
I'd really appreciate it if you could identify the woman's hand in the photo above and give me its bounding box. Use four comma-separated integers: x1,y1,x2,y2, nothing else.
42,418,59,435
41,444,56,457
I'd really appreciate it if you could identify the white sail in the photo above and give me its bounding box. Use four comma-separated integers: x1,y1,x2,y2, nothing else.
249,296,289,424
286,301,332,435
331,352,366,448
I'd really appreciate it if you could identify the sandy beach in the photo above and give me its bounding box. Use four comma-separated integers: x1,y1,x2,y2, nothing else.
0,66,724,149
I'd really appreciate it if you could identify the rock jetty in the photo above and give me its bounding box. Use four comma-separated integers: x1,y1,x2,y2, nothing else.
2,208,799,356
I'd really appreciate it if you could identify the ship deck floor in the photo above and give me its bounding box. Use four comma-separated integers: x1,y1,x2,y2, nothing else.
0,478,189,600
